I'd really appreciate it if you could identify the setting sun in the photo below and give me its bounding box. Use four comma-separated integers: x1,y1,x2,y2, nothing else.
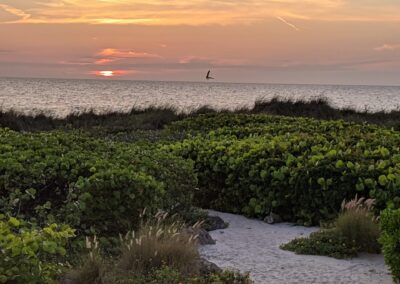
98,71,114,77
94,70,130,77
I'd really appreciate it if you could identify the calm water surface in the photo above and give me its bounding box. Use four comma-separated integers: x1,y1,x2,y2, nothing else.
1,77,400,117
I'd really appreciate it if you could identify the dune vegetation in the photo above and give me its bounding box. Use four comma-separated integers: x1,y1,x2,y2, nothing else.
1,98,400,283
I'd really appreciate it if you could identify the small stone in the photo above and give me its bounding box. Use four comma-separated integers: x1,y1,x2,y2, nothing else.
185,227,216,245
264,212,283,224
195,258,222,274
205,215,229,231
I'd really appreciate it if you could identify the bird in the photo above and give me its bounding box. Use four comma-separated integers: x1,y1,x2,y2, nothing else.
206,70,214,80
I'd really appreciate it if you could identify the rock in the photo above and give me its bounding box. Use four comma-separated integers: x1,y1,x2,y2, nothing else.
264,212,283,224
185,227,216,245
58,275,73,284
195,258,222,274
205,215,228,231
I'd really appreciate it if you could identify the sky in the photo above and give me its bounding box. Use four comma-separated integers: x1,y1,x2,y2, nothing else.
0,0,400,85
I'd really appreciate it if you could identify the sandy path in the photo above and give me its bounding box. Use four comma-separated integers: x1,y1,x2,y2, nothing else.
199,210,393,284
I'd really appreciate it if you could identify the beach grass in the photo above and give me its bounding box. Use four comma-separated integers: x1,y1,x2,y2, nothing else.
1,97,400,132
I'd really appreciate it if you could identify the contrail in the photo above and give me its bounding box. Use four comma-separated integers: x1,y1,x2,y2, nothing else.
276,16,300,31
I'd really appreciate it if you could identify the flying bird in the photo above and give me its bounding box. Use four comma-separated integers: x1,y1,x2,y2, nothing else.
206,70,214,80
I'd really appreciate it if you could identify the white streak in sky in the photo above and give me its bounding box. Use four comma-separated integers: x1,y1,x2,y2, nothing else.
276,16,300,31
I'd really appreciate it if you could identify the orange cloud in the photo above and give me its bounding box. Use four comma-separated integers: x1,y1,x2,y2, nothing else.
94,58,116,65
97,48,160,58
1,0,400,26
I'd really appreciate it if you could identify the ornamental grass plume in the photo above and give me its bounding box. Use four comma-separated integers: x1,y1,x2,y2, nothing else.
336,195,380,253
117,211,199,275
340,194,375,213
67,236,106,284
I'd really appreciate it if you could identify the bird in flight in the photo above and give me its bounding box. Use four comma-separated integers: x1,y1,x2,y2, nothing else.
206,70,214,80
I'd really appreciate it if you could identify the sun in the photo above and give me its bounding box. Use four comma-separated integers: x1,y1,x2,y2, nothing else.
99,70,114,77
93,70,130,77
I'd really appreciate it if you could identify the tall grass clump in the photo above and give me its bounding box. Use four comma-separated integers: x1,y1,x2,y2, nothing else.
251,97,400,130
66,236,107,284
117,212,199,275
65,212,252,284
0,106,184,132
336,195,380,253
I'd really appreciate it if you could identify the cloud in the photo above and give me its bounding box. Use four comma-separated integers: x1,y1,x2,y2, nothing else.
375,43,400,51
94,58,116,65
0,4,31,21
179,56,245,66
93,48,160,65
1,0,400,25
59,59,93,65
97,48,160,59
59,48,160,67
179,56,212,65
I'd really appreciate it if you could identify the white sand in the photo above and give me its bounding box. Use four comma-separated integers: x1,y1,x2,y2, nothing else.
199,210,393,284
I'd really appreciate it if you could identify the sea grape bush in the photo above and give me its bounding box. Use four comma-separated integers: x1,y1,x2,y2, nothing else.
0,128,196,235
0,215,74,283
379,208,400,283
168,114,400,225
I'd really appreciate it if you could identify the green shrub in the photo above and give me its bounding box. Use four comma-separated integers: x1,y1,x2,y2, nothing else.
282,196,381,259
0,215,74,284
168,113,400,225
0,128,196,236
379,208,400,283
280,229,357,259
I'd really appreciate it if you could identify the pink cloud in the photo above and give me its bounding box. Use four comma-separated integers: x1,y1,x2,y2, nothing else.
374,43,400,51
94,58,116,65
97,48,160,59
179,56,245,66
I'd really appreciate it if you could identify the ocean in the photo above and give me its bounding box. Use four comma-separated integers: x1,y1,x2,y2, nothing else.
1,77,400,117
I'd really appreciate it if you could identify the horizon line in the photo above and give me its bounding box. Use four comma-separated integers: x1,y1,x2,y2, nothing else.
1,75,400,88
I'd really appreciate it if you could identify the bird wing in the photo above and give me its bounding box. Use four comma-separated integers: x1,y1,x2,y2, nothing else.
206,70,210,77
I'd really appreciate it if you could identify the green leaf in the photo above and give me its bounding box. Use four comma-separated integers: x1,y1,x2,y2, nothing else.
335,160,344,168
8,217,20,227
379,175,388,186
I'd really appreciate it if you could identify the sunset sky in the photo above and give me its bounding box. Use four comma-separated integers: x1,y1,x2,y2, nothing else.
0,0,400,85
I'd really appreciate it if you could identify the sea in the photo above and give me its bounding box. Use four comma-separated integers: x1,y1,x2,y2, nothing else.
1,77,400,117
